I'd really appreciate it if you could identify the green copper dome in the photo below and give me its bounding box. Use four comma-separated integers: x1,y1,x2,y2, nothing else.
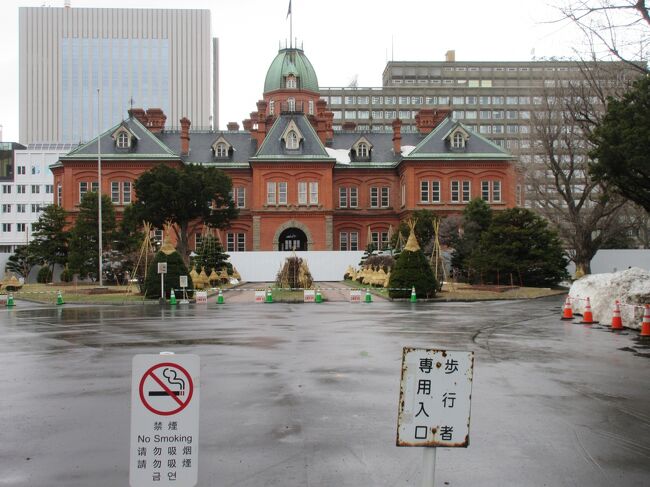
264,47,319,93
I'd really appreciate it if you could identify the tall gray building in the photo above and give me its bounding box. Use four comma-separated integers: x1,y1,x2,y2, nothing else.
19,6,216,144
320,52,637,150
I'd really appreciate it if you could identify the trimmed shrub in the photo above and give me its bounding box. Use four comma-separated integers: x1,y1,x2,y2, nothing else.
37,266,53,284
60,267,74,283
388,249,437,299
143,250,193,299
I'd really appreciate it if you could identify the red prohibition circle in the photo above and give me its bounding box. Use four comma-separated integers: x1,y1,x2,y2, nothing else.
139,362,194,416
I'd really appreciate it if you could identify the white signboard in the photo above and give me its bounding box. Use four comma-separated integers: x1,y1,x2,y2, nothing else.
130,354,200,487
350,289,361,303
254,290,265,303
304,290,315,302
179,276,188,288
195,291,207,304
157,263,168,274
396,348,474,447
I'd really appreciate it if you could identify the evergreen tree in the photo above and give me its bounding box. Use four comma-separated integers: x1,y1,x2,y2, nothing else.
388,224,437,299
194,233,231,274
68,192,117,280
451,198,493,281
469,208,568,287
143,250,193,299
5,245,39,279
31,204,69,272
392,210,437,255
131,164,238,262
590,76,650,213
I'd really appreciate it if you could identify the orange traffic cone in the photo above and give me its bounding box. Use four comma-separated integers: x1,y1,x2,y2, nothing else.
579,297,598,324
561,296,574,320
610,300,623,330
640,305,650,337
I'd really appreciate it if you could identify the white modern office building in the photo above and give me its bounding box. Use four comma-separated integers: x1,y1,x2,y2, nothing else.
19,6,216,145
0,143,77,273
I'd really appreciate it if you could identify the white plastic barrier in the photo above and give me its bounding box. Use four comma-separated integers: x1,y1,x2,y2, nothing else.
228,251,365,282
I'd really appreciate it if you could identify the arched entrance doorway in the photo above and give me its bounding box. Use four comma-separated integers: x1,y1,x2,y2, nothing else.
278,228,308,251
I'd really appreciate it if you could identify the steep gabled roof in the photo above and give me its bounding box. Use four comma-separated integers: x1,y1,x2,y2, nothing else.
405,118,515,161
62,117,178,160
252,114,333,162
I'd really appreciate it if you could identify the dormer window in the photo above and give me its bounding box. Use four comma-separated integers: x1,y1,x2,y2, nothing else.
286,75,297,89
211,136,233,159
281,119,304,151
452,132,465,149
351,136,373,161
287,131,299,150
216,143,228,158
117,132,129,149
358,143,369,158
112,125,137,149
444,125,470,151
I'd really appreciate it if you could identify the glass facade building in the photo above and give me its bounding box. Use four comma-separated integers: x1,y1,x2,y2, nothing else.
61,37,170,143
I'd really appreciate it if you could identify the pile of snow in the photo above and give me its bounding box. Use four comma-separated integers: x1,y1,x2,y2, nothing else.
401,145,417,157
326,148,350,164
569,267,650,330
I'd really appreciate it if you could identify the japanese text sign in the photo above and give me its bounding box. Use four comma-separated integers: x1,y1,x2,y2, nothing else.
130,354,200,487
157,263,167,274
397,348,473,447
304,290,315,302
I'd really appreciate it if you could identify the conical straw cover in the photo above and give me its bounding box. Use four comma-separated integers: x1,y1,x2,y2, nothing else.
404,219,420,252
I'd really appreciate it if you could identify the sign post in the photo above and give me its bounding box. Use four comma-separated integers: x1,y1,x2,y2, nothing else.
179,276,188,304
130,353,200,487
396,348,474,486
158,263,168,301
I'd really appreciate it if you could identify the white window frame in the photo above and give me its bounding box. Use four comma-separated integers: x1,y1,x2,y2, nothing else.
278,182,287,205
309,182,319,205
287,130,299,149
370,187,379,208
462,181,471,202
380,187,390,207
298,182,308,205
111,181,120,203
266,182,276,205
123,181,132,204
451,181,460,203
117,132,129,149
420,181,429,203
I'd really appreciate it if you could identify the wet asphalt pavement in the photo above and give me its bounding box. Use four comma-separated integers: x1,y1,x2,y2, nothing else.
1,295,649,486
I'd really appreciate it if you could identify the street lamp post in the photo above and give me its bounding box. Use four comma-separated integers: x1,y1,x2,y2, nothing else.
97,89,103,287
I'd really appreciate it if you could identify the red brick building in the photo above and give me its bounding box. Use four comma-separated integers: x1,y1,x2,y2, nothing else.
52,46,520,253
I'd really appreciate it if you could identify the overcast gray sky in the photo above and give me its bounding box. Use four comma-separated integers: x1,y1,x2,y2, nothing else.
0,0,588,141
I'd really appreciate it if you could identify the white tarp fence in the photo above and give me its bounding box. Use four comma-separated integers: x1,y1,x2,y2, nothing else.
228,251,365,282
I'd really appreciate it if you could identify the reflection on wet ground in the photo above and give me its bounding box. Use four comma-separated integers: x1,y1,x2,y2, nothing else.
1,296,649,486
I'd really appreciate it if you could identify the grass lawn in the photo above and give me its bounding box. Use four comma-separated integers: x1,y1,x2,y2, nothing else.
340,280,565,301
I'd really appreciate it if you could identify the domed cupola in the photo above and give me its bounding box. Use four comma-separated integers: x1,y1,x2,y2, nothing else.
264,47,319,94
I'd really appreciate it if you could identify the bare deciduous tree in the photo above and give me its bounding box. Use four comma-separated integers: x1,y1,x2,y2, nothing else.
524,62,637,275
557,0,649,73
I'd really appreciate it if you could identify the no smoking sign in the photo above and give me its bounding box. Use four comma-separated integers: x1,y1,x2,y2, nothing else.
130,354,200,487
139,362,194,416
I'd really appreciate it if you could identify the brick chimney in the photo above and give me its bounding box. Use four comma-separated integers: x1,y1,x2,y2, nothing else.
242,119,253,131
445,50,456,62
179,117,191,156
415,108,452,134
392,119,402,154
145,108,167,133
342,121,357,131
128,108,147,125
227,122,240,131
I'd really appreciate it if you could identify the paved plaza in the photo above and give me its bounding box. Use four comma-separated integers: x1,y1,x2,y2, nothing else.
1,295,649,486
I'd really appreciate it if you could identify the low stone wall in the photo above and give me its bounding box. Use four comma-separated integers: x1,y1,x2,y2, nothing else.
569,267,650,330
